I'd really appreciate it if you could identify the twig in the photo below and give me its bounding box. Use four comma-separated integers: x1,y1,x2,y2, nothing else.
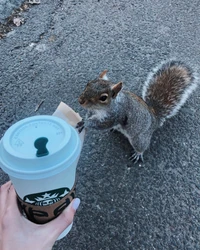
35,100,44,112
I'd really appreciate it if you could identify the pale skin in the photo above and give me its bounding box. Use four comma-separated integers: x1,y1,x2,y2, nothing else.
0,181,80,250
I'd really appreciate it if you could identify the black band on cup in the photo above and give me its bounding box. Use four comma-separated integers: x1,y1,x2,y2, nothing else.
17,183,76,224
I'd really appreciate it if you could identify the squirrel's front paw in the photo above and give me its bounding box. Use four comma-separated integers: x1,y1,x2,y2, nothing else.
129,152,144,164
76,120,85,133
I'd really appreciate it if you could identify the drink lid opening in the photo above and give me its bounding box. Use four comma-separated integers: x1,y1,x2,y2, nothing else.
0,115,81,179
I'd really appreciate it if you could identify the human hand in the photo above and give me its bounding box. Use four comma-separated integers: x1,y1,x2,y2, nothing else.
0,181,80,250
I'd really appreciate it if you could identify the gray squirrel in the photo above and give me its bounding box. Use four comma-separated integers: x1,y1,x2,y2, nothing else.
76,60,198,163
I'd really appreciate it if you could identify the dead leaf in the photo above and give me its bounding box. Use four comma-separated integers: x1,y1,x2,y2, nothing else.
28,0,41,4
13,17,24,27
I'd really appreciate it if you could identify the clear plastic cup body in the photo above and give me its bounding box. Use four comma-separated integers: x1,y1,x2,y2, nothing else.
0,115,81,239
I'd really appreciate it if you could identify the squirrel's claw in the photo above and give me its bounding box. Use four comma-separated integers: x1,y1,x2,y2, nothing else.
129,152,144,164
76,120,85,133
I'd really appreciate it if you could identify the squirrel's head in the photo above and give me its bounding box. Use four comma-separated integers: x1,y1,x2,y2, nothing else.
78,70,123,110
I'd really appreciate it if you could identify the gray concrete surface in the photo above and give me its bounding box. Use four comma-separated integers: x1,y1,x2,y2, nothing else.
0,0,200,249
0,0,24,21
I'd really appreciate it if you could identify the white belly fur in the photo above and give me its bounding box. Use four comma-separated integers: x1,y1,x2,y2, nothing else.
112,124,132,144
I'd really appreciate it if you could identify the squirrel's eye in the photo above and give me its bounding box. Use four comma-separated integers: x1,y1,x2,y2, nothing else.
99,94,108,102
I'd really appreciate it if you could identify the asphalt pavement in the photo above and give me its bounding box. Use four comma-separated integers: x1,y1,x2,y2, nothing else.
0,1,200,249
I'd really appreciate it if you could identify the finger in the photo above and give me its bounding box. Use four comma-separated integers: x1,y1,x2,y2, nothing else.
0,181,12,194
0,181,12,218
6,184,22,217
43,198,80,239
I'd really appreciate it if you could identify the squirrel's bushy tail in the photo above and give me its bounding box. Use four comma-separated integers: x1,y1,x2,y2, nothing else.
142,60,198,124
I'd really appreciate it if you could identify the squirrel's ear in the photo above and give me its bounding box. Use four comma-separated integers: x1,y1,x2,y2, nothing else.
99,70,108,80
111,82,123,98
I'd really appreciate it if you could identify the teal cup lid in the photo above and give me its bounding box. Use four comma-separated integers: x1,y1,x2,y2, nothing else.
0,115,81,179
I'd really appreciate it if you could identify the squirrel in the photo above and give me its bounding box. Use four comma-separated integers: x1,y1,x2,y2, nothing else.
76,60,198,163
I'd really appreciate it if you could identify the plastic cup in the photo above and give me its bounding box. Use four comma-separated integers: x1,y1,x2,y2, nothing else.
0,115,82,239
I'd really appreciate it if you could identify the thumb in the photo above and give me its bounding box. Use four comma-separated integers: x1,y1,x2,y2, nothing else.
44,198,80,240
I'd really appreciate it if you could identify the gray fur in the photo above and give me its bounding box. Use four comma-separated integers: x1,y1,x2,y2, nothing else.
143,60,198,125
77,60,198,163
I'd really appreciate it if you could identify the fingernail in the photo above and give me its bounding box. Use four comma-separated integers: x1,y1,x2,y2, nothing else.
72,198,80,211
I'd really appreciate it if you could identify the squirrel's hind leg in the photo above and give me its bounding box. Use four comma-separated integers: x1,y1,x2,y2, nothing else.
127,132,152,164
129,152,144,164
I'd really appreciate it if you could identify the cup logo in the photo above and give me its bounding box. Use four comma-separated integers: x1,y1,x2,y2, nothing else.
23,187,71,206
17,184,76,224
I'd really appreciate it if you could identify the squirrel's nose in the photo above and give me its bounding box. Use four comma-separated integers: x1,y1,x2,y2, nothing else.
78,97,85,105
